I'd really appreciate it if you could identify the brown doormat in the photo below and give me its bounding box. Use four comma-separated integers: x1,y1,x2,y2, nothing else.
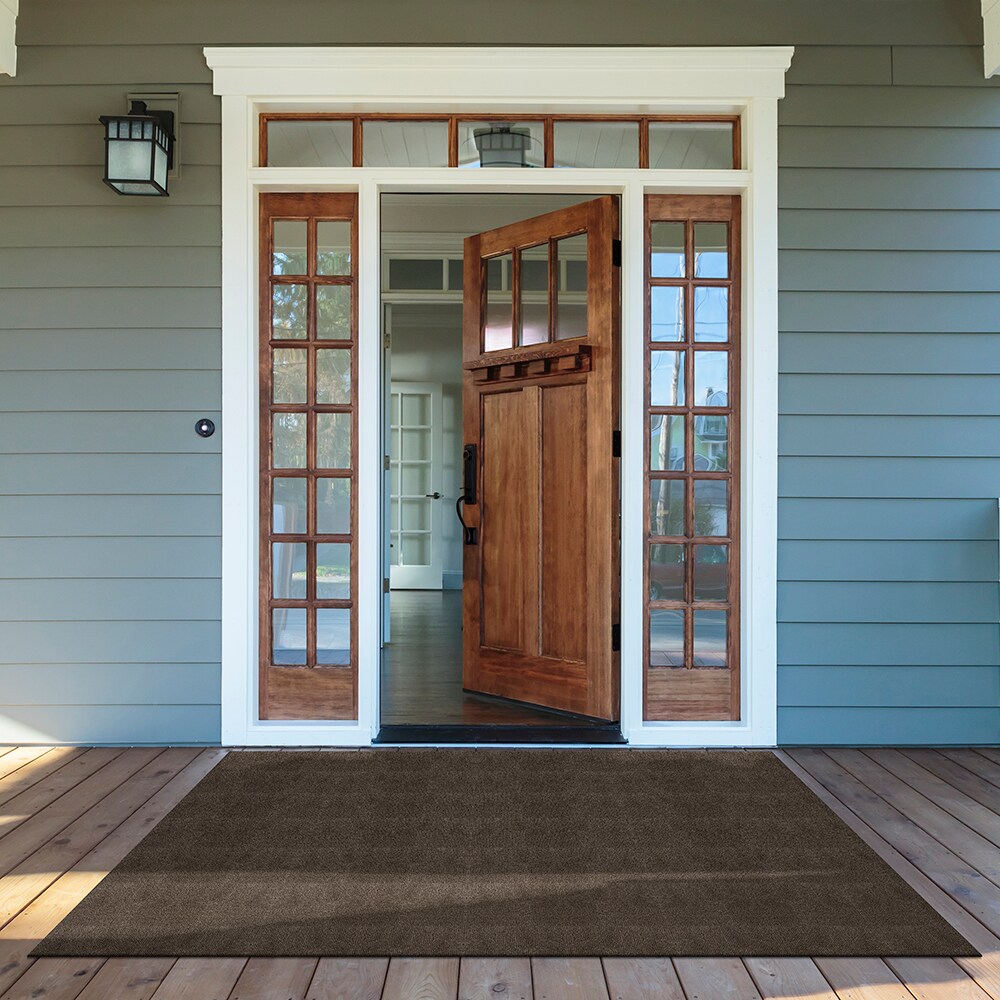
33,749,975,957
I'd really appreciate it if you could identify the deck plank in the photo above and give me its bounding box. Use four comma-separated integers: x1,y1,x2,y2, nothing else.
0,956,104,1000
0,748,84,809
306,958,389,1000
383,958,460,1000
73,958,175,1000
674,958,762,999
459,958,531,1000
147,958,247,1000
227,958,317,1000
531,959,607,1000
940,753,1000,791
884,958,993,1000
601,958,685,1000
743,958,839,999
901,752,1000,817
813,958,912,1000
0,749,54,783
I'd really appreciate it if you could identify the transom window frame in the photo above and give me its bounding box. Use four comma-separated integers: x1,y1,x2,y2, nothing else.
205,45,793,748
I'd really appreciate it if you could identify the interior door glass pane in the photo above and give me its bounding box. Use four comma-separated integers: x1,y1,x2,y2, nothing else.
648,121,734,169
316,285,352,340
388,258,444,290
316,543,350,599
400,464,430,495
273,477,307,534
554,121,639,168
650,222,685,278
317,221,351,276
694,610,727,667
649,609,684,667
695,223,729,278
272,348,307,404
650,479,684,537
317,477,350,534
650,286,685,342
272,284,308,339
650,414,684,471
694,286,729,342
400,393,430,425
401,499,430,531
694,544,728,601
316,608,351,665
695,414,729,471
402,428,430,461
272,220,307,275
484,254,513,351
317,412,351,469
272,608,306,665
447,258,464,290
693,480,728,536
694,351,728,407
316,349,351,404
401,534,430,565
272,413,306,468
458,120,544,168
650,350,685,407
520,243,549,346
362,121,448,167
555,233,587,340
272,542,306,599
649,543,685,602
267,120,353,168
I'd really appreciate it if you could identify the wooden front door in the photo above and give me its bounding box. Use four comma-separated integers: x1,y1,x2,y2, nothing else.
461,197,620,722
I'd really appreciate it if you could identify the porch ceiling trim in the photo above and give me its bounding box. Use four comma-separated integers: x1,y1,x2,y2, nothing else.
985,0,1000,76
0,0,16,77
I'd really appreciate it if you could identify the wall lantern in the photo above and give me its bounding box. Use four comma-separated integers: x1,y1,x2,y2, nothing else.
98,100,174,196
473,125,534,168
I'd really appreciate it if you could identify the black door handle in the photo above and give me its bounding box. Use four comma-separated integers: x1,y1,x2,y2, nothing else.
462,444,477,505
456,495,477,545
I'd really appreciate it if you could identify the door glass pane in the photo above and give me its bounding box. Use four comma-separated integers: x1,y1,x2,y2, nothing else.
695,223,729,278
400,464,430,495
694,544,728,601
650,350,685,407
520,243,549,346
401,393,430,425
317,478,351,534
484,254,513,351
272,220,307,275
695,414,728,471
650,286,685,342
401,534,430,565
316,542,350,599
555,233,587,340
649,609,684,667
648,121,734,169
273,477,307,533
272,284,307,339
267,120,353,168
693,480,728,536
694,287,729,342
272,542,306,599
649,543,685,602
272,608,306,665
272,348,307,404
650,222,685,278
458,120,544,168
693,610,727,667
401,499,430,531
694,352,728,407
317,412,351,469
650,414,684,471
316,608,351,665
553,121,639,168
650,479,684,537
272,413,306,468
316,285,352,340
316,349,351,404
401,428,430,461
317,221,351,276
362,121,448,167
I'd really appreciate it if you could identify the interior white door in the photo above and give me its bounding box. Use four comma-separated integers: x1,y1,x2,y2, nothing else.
389,381,444,589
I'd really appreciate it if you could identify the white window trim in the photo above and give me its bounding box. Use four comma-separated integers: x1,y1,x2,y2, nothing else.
985,0,1000,77
205,45,793,748
0,0,16,77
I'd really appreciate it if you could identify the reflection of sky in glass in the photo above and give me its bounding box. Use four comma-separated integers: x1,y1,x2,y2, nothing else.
650,222,685,277
694,352,727,406
694,287,728,342
273,542,306,599
651,351,684,406
651,286,684,341
694,223,728,278
650,414,684,471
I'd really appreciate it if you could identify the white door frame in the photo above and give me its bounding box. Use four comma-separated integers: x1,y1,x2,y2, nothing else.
206,45,793,747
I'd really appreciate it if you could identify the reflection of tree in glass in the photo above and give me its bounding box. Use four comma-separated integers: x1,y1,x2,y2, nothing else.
272,284,307,338
317,350,351,403
273,413,307,468
317,285,351,339
272,349,306,403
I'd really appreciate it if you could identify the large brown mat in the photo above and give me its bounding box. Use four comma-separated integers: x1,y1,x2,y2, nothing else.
34,750,976,957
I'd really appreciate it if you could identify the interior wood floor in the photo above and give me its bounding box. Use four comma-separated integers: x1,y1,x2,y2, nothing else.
380,589,605,727
1,745,1000,999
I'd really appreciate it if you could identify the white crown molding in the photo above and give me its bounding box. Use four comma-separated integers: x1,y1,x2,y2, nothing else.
985,0,1000,76
0,0,16,77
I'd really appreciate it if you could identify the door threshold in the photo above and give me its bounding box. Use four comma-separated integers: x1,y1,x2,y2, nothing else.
374,724,627,745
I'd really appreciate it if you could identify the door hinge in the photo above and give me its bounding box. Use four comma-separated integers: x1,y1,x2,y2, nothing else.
383,332,391,350
611,623,621,652
383,577,390,594
384,454,390,471
612,429,621,458
611,238,622,267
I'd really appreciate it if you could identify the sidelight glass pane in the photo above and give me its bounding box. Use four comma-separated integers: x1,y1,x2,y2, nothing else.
648,121,734,170
553,120,639,168
316,349,351,404
272,220,307,275
447,258,464,290
694,286,729,342
272,348,307,404
650,479,684,537
362,121,448,167
693,351,728,408
695,222,729,278
694,414,728,471
693,479,728,536
317,412,351,469
649,543,685,602
650,414,684,471
388,258,444,290
317,221,351,275
650,286,685,342
458,120,544,168
484,254,513,351
650,222,685,278
272,413,306,468
272,284,308,339
317,477,351,534
272,542,306,599
650,350,685,407
520,243,549,346
267,120,353,168
693,610,727,667
316,542,350,599
694,544,728,602
316,608,351,665
649,609,684,667
272,608,307,665
316,285,352,340
555,233,587,340
272,477,307,534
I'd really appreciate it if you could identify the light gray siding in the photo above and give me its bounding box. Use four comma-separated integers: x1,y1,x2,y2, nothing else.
0,0,997,745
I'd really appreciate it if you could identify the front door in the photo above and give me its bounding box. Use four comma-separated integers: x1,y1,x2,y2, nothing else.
460,197,621,722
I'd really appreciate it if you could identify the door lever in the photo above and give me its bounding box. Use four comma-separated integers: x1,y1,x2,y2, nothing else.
457,443,478,544
425,492,442,499
456,495,477,545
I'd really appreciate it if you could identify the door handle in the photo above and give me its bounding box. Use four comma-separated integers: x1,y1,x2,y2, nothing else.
456,495,477,545
425,492,442,499
456,443,478,544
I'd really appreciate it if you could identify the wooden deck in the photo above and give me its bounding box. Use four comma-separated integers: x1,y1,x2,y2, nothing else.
1,746,1000,999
